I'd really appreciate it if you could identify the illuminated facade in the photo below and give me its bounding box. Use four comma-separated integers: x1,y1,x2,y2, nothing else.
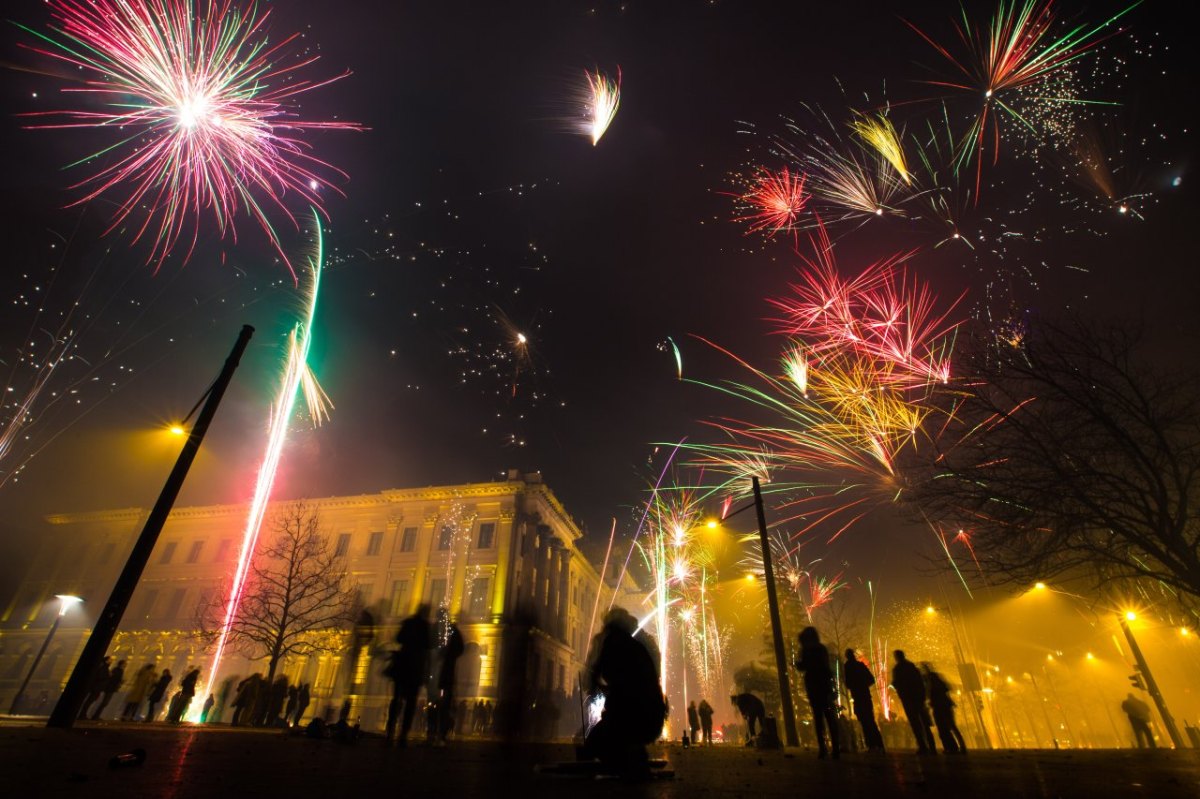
0,471,635,730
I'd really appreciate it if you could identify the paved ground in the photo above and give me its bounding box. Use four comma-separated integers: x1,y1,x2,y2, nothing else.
0,721,1197,799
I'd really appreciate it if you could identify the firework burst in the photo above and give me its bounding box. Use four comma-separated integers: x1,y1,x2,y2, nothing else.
733,167,809,238
20,0,361,277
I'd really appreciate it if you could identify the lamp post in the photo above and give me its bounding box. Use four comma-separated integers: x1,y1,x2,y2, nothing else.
1119,613,1185,748
9,595,83,715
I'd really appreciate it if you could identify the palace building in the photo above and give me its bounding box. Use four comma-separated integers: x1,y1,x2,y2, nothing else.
0,470,636,730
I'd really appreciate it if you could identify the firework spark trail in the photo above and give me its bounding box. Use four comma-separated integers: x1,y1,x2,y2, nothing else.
583,67,620,145
197,211,328,715
20,0,361,276
904,0,1142,195
851,112,911,185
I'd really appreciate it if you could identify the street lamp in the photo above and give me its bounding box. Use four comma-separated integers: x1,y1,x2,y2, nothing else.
9,595,83,715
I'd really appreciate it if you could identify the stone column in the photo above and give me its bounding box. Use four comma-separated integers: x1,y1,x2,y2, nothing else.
556,549,572,642
546,542,562,638
491,510,516,619
408,510,439,614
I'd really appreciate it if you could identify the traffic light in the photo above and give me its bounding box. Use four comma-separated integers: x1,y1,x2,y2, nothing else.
1129,670,1146,691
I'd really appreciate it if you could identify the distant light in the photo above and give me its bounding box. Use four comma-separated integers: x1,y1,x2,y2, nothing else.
706,520,718,529
169,424,185,436
874,207,884,216
1125,611,1137,621
1117,204,1128,214
925,606,935,615
1046,654,1054,662
1086,652,1095,660
1006,676,1014,684
1034,582,1047,591
516,333,527,345
1182,627,1191,637
745,574,756,582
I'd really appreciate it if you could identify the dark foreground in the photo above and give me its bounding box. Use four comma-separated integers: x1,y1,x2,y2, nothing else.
0,723,1197,799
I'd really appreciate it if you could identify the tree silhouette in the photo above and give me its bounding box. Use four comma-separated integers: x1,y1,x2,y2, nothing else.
198,502,357,681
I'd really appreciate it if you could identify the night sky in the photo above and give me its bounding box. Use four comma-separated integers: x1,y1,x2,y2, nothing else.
0,0,1194,601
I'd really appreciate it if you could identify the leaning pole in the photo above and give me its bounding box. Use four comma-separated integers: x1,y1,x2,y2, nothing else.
47,325,255,729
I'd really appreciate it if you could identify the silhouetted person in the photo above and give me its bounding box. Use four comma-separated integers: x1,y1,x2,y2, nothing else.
1121,693,1156,749
231,674,260,726
892,651,935,753
121,664,156,721
284,685,299,727
580,608,667,774
687,701,700,744
200,694,215,723
267,675,289,725
456,699,469,736
698,699,714,744
295,683,311,726
386,604,432,745
795,627,840,759
924,664,966,754
79,656,111,719
843,649,884,752
437,623,465,742
168,666,200,722
91,659,126,719
213,676,236,724
730,693,766,741
146,669,172,722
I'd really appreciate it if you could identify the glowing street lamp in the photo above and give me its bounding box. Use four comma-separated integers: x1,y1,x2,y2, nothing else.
168,424,186,436
9,595,83,715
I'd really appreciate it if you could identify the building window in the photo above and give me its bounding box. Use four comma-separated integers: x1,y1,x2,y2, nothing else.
477,522,496,549
400,527,418,552
214,539,233,562
164,588,187,620
335,533,351,557
138,589,159,620
186,541,205,564
366,531,383,556
469,577,491,617
158,542,177,565
390,580,410,616
427,578,447,609
437,526,453,550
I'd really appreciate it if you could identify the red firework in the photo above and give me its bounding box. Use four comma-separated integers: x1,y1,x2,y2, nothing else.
736,167,809,237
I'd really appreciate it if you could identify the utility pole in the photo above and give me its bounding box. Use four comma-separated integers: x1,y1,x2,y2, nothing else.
48,325,254,728
752,476,799,747
1119,615,1185,748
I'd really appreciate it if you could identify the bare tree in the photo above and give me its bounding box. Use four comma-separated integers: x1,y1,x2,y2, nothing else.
198,502,357,681
909,318,1200,613
814,591,865,656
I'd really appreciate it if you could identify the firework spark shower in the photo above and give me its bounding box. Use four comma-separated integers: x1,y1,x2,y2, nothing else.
19,0,361,276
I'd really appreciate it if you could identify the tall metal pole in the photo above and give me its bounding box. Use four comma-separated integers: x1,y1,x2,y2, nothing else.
1119,615,1185,748
752,476,799,747
47,325,255,728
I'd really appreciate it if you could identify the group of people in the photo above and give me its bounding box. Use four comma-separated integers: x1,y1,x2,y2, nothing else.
79,656,201,723
229,673,312,728
724,628,968,759
684,699,715,745
383,604,465,747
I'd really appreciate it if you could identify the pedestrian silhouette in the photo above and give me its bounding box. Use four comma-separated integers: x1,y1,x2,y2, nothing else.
145,668,172,722
687,700,700,744
167,666,200,722
91,659,126,720
580,607,667,775
697,699,714,745
231,673,260,726
284,684,299,727
266,675,288,726
844,649,885,752
385,603,432,746
1121,693,1156,749
795,627,840,759
295,683,311,726
79,656,111,719
891,650,936,753
924,663,966,754
200,693,215,723
730,693,766,742
121,664,156,721
437,621,465,743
